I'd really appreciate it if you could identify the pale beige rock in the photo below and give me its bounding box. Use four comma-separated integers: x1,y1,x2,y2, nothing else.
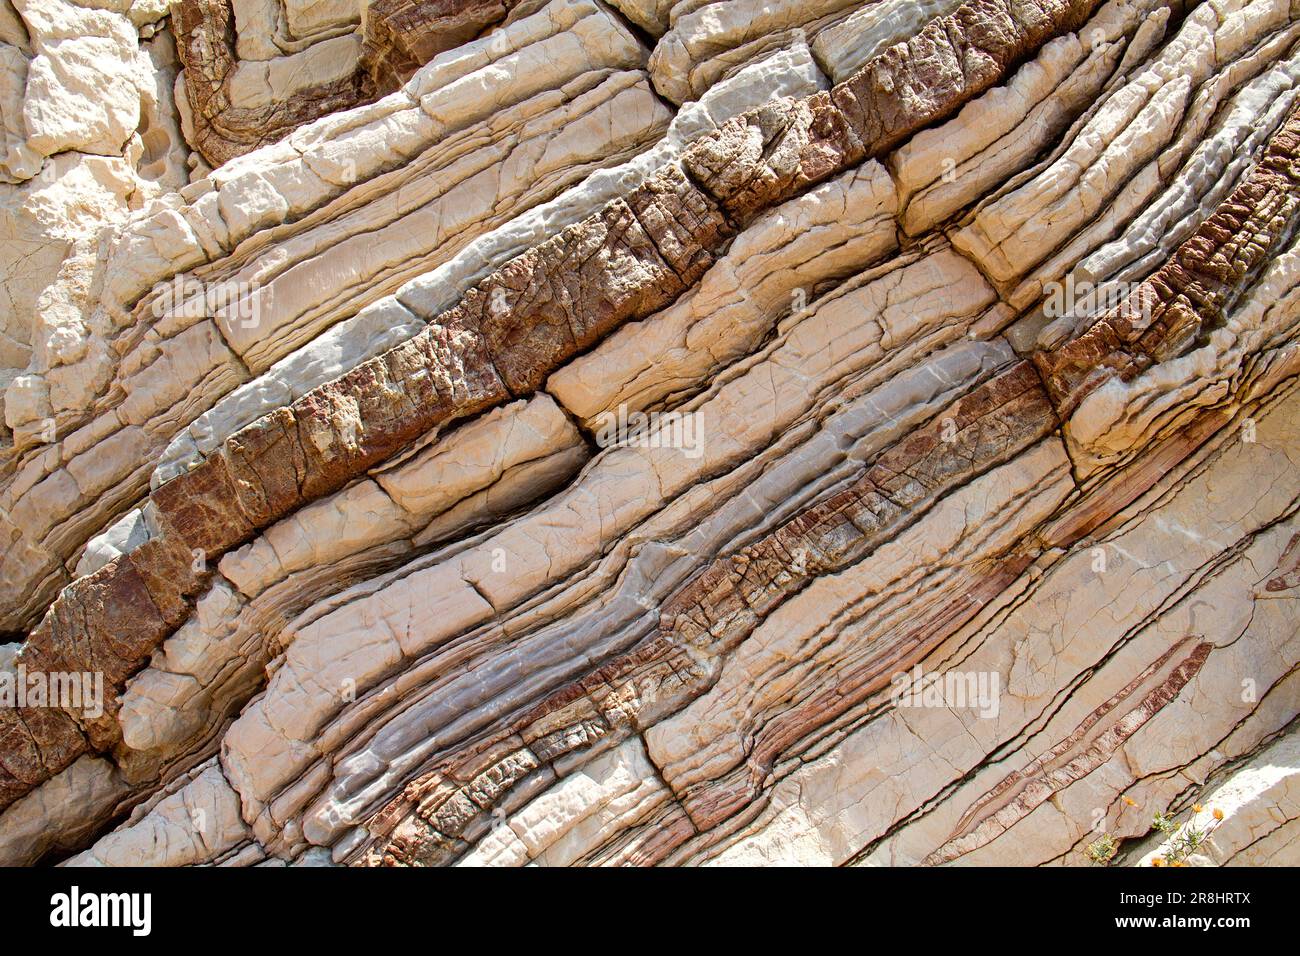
648,0,855,104
2,0,1299,872
217,70,665,375
63,764,249,867
892,0,1162,235
811,0,966,83
151,40,825,485
953,0,1295,292
850,388,1300,868
1133,727,1300,867
14,0,146,158
376,394,581,518
0,154,136,375
117,579,249,756
547,161,899,426
0,756,132,866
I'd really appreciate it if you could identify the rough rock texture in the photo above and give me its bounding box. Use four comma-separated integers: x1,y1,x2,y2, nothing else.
171,0,371,168
1,0,1298,868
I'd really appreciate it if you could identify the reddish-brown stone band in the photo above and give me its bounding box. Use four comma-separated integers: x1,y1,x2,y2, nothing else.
0,0,1170,817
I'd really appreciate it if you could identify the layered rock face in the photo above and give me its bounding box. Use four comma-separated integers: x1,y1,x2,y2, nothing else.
1,0,1299,868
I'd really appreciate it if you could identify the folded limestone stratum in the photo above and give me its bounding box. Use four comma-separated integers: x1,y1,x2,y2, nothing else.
1,0,1299,868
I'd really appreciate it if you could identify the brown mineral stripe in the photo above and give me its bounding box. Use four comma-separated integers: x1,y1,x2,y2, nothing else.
362,0,522,94
831,0,1104,156
925,638,1213,865
662,362,1056,654
222,408,308,532
681,93,866,223
478,203,689,394
40,547,204,751
173,0,375,167
589,805,697,867
149,452,256,557
214,316,510,521
1038,406,1235,549
624,164,733,284
478,167,731,394
356,630,705,865
126,532,204,627
0,706,87,808
1265,533,1300,592
44,556,174,685
0,515,211,808
679,551,1037,832
1032,313,1149,417
1035,103,1300,416
866,360,1052,496
383,814,463,866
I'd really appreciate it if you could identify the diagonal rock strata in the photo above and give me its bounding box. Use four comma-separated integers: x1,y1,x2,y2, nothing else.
2,0,1300,869
1033,101,1300,419
926,636,1214,864
0,0,658,638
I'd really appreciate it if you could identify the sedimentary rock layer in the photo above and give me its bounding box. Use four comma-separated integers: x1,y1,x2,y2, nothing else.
172,0,371,168
1,0,1298,869
174,0,538,166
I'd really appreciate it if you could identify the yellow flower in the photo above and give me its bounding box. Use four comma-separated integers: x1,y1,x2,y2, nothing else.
1192,804,1203,813
1123,796,1137,807
1213,808,1224,821
1151,857,1163,867
1171,861,1187,867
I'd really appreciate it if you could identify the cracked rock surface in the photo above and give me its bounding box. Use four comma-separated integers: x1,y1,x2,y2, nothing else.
1,0,1298,867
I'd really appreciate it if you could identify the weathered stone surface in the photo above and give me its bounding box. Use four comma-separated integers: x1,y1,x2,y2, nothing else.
62,762,249,866
831,0,1104,154
1131,726,1300,867
362,0,523,93
173,0,371,168
2,0,1300,872
474,167,729,393
0,0,656,636
648,0,862,105
682,92,865,222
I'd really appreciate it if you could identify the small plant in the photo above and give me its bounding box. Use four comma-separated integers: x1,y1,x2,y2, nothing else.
1143,800,1226,866
1161,823,1206,865
1097,794,1228,867
1151,809,1178,835
1086,833,1118,865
